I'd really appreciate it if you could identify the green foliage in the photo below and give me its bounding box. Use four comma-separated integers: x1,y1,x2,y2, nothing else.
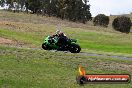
93,14,109,27
27,0,42,14
0,0,92,23
112,16,131,33
0,0,5,7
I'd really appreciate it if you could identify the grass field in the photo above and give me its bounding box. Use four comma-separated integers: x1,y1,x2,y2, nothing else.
0,46,132,88
0,10,132,88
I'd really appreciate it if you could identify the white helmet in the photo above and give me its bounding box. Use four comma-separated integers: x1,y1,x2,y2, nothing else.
56,30,61,35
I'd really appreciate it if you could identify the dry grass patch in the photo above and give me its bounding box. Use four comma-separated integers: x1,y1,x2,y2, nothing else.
97,62,132,72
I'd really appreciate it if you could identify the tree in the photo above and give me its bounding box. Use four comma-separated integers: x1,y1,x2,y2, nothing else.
65,0,92,23
0,0,92,23
112,16,131,33
93,14,109,27
27,0,41,14
0,0,6,7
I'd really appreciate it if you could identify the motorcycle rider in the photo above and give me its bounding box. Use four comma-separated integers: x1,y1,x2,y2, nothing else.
50,30,68,51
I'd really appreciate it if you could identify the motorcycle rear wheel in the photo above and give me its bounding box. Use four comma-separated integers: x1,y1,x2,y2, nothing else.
69,44,81,53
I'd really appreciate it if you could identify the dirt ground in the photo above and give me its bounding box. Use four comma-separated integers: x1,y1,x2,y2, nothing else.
0,37,37,48
0,37,14,44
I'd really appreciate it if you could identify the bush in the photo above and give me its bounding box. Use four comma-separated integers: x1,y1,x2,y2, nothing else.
93,14,109,27
112,16,131,33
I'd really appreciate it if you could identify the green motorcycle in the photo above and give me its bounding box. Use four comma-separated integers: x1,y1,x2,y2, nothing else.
42,36,81,53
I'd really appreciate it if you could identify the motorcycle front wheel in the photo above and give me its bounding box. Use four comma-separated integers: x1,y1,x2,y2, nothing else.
42,43,51,50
